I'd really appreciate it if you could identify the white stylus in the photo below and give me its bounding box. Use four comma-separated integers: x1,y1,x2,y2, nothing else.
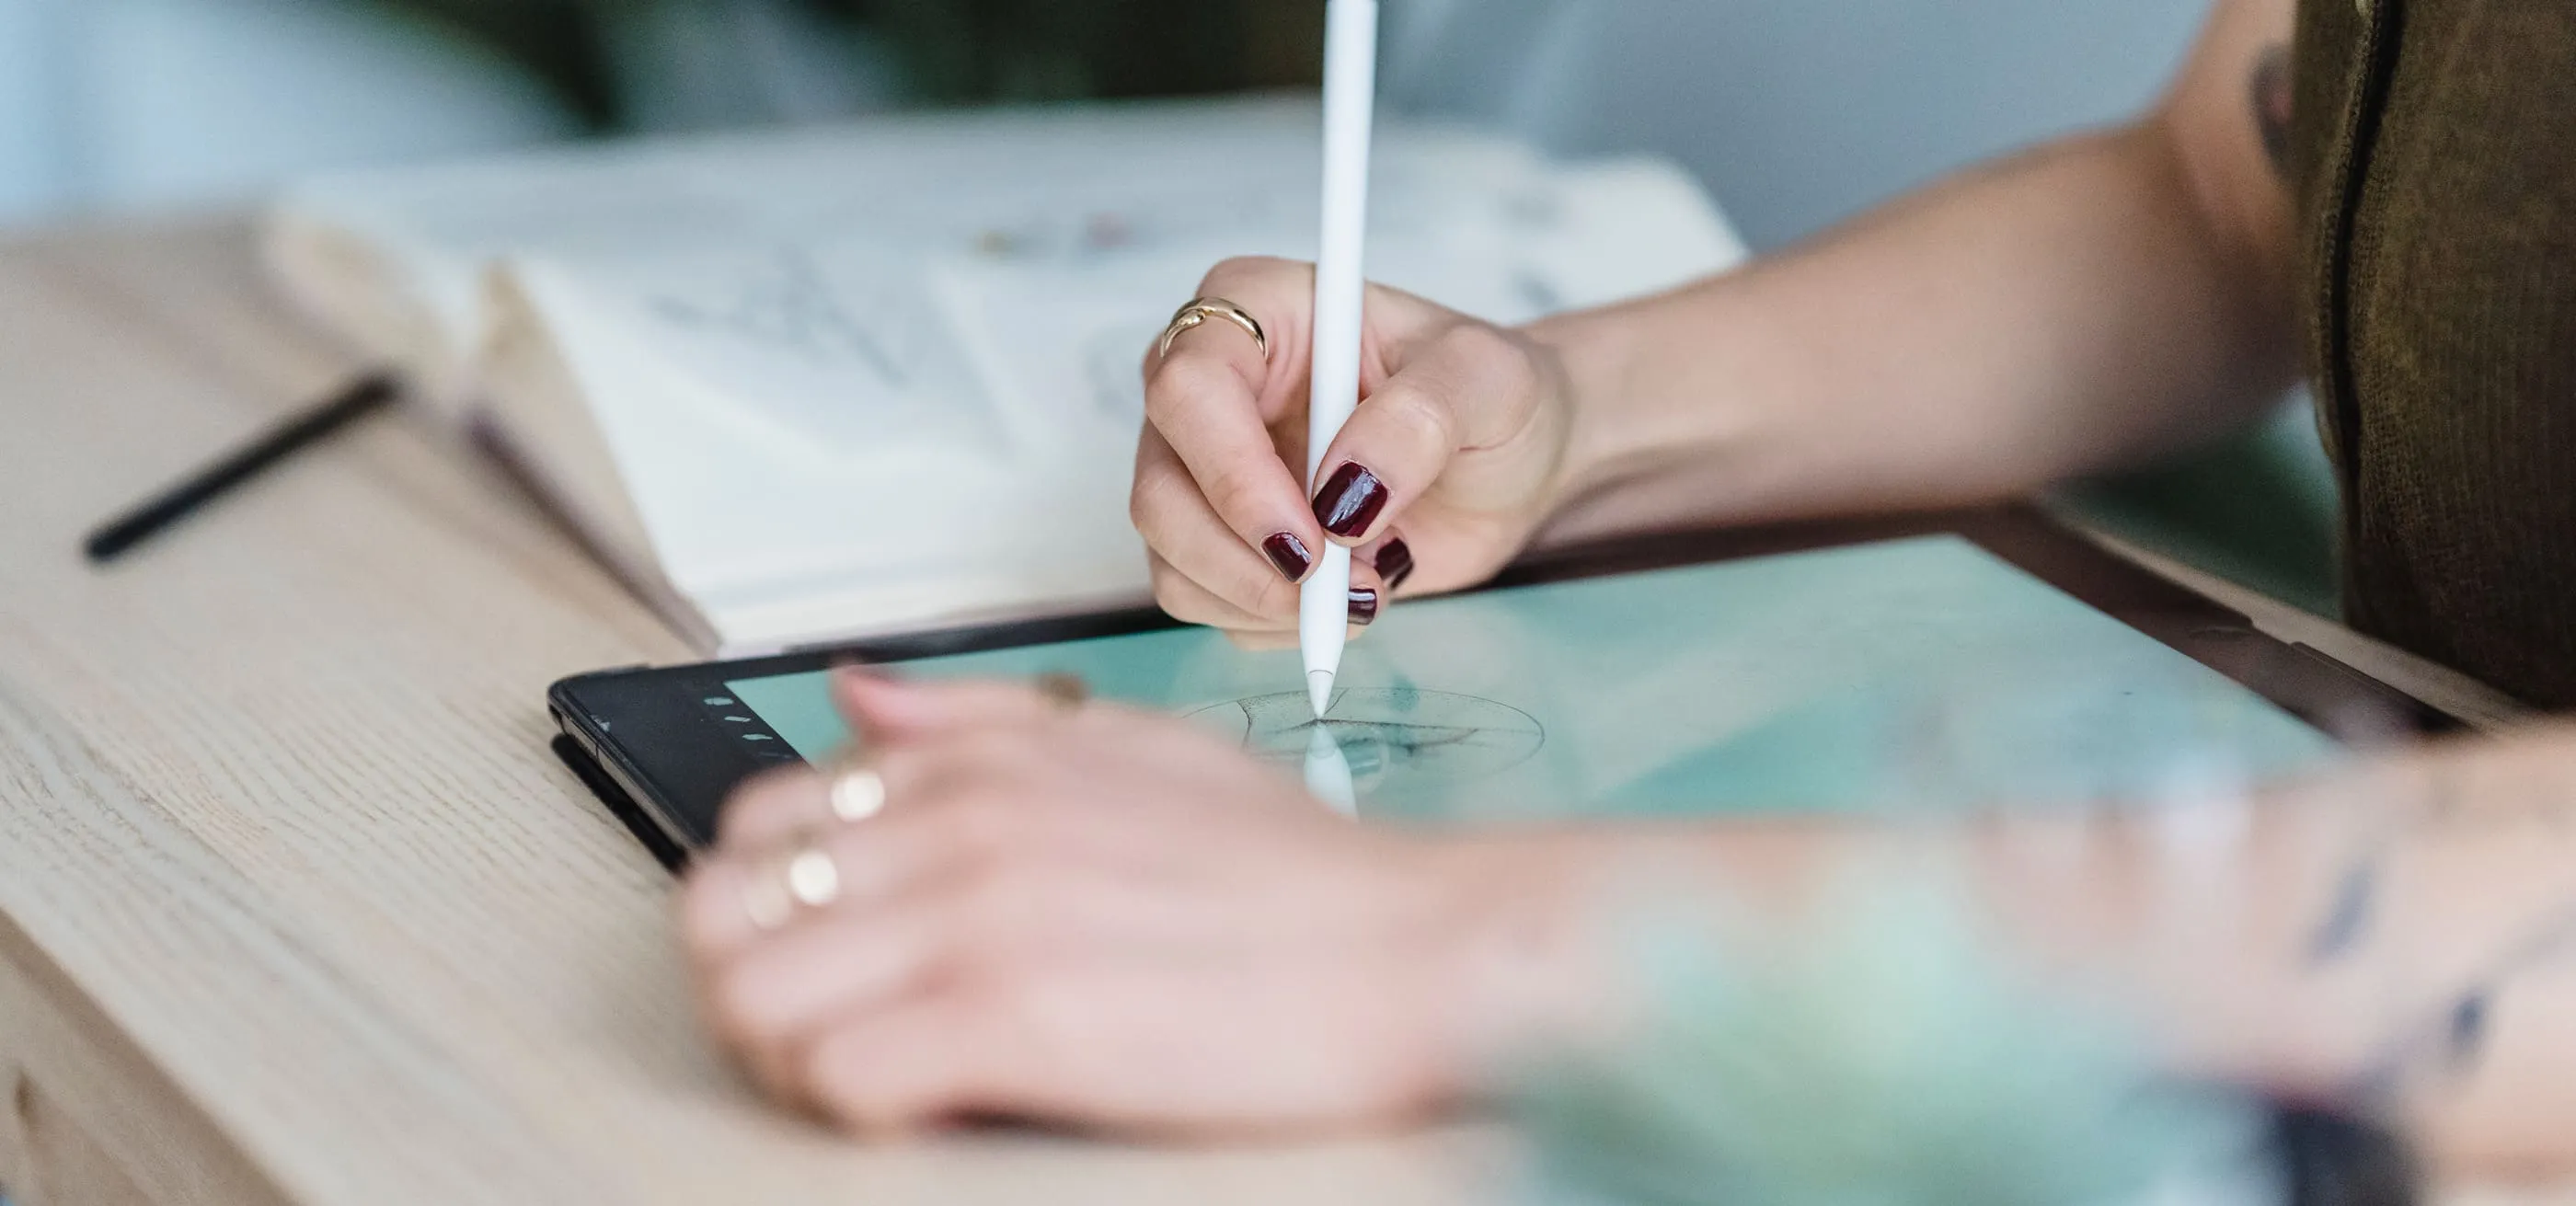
1302,0,1381,719
1304,724,1359,817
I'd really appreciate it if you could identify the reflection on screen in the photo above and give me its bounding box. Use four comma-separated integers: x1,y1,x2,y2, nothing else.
725,536,2342,822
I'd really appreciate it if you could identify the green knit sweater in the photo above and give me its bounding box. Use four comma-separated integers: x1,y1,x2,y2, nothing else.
2291,0,2576,708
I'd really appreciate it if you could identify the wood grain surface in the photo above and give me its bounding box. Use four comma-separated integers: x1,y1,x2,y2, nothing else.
0,219,2557,1204
0,220,1493,1206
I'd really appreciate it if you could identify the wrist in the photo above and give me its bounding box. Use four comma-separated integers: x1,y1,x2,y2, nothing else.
1516,276,1811,545
1418,834,1626,1085
1518,306,1640,523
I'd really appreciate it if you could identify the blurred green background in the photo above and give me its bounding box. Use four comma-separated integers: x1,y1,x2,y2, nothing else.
0,0,2333,614
361,0,1322,125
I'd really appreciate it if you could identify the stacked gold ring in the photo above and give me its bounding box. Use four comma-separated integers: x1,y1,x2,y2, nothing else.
740,754,880,932
739,672,1092,933
742,839,844,931
1157,298,1269,362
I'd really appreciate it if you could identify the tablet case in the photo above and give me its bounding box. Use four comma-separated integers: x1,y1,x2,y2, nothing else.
552,734,690,876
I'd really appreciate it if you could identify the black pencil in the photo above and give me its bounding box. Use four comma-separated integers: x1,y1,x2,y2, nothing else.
83,372,402,564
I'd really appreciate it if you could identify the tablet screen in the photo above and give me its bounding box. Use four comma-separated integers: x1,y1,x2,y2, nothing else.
723,535,2344,821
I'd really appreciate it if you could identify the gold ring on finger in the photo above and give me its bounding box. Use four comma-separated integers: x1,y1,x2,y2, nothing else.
1157,297,1268,362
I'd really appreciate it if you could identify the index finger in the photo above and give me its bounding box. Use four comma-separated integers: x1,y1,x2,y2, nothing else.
834,672,1066,743
1142,258,1325,584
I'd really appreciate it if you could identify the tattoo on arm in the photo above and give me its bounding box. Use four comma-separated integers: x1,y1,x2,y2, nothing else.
2306,858,2381,965
2299,764,2576,1096
2251,44,2295,177
2352,901,2576,1097
2310,768,2576,967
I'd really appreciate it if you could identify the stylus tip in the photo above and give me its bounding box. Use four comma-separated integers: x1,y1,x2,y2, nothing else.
1307,670,1335,718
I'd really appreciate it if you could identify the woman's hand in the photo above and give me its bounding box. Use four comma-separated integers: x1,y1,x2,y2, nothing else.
678,672,1575,1137
1133,257,1578,645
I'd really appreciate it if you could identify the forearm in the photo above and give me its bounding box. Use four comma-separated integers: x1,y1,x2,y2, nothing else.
1478,730,2576,1177
1526,122,2299,544
1991,734,2576,1178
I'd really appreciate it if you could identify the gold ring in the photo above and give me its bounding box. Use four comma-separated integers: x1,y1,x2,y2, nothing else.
1157,298,1268,362
742,836,845,933
826,755,889,823
1034,672,1091,715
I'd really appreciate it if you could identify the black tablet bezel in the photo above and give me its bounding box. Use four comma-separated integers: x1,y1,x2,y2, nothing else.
549,505,2458,859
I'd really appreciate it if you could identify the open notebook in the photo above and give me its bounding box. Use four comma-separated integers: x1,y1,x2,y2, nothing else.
265,98,1747,656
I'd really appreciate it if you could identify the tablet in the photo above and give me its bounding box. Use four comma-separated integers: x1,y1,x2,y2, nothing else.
549,508,2454,869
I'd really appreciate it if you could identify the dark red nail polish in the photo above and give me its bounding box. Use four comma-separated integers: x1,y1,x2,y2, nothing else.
1312,463,1388,539
1348,588,1381,626
1261,533,1313,581
1376,537,1416,592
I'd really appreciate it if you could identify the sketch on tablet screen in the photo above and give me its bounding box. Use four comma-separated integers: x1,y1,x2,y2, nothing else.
1186,689,1546,799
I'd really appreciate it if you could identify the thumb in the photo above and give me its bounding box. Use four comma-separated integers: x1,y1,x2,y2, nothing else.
1309,321,1543,547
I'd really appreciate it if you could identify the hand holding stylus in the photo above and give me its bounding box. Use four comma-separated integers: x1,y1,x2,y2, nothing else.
1133,264,1575,649
1138,0,1576,660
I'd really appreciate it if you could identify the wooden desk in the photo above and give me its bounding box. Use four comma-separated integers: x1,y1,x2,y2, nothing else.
0,219,2556,1205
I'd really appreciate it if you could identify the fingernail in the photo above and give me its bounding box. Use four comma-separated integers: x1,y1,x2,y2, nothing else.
1376,537,1416,592
1261,532,1314,581
1313,463,1388,539
1348,588,1381,626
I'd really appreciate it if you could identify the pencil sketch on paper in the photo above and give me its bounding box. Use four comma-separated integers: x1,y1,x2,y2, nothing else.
1186,688,1546,799
646,247,909,385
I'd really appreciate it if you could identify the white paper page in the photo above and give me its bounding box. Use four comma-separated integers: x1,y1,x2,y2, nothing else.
270,98,1535,389
546,241,1004,461
509,262,1040,602
1523,158,1753,307
916,157,1749,445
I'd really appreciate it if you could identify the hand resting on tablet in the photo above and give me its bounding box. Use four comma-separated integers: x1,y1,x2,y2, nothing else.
675,673,2576,1175
679,670,1535,1133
